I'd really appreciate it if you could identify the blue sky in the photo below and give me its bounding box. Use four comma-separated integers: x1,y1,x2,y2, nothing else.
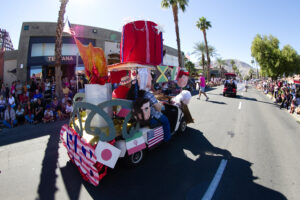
1,0,299,66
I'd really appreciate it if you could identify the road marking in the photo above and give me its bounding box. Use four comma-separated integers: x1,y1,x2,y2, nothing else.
202,159,228,200
238,102,242,110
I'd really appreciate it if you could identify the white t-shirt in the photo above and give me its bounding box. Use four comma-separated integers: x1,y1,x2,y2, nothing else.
44,110,53,117
66,105,73,113
45,82,51,91
16,108,24,116
0,99,6,106
8,96,15,105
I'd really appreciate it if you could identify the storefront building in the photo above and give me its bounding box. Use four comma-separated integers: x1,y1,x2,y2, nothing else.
3,22,181,85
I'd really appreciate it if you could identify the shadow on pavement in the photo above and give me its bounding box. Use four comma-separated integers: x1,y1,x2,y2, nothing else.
190,86,218,96
37,125,60,200
0,120,68,147
206,100,227,105
58,128,286,200
239,96,277,106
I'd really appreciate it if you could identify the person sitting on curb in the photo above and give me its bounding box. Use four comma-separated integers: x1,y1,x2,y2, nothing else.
42,105,54,123
62,100,73,119
8,93,16,108
16,104,25,125
280,90,292,110
3,104,17,128
25,101,34,124
34,99,44,124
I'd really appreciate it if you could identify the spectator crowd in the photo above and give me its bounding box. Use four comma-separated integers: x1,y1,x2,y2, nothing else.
0,75,86,129
255,79,300,115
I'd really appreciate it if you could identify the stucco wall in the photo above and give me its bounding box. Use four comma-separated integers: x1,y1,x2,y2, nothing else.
4,59,17,86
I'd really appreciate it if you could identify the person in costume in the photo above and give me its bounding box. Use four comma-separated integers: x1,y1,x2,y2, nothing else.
138,68,171,142
112,75,131,99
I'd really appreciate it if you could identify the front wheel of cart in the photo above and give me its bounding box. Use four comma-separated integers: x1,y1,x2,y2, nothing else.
126,150,144,166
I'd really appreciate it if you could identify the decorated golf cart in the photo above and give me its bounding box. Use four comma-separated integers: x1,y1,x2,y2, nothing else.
59,20,193,186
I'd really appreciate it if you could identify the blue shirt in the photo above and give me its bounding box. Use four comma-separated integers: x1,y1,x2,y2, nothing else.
144,91,162,119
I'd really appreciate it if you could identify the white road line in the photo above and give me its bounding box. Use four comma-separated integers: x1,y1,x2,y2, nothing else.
238,102,242,110
202,159,228,200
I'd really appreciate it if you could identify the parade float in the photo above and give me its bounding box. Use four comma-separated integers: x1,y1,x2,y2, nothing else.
60,20,193,186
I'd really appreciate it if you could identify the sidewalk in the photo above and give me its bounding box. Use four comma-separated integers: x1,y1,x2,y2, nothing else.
266,93,300,123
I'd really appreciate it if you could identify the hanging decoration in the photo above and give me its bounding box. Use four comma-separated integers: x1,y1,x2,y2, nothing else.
156,65,168,83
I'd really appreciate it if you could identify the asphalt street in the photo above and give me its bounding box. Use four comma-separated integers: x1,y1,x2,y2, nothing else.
0,85,299,200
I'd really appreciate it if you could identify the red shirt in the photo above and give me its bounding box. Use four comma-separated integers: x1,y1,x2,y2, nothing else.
112,86,130,99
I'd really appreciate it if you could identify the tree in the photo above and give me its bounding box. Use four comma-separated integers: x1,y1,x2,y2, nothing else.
230,59,235,72
54,0,68,99
193,42,206,76
196,17,212,81
251,59,258,79
232,65,238,73
216,57,226,78
161,0,189,68
208,45,218,58
244,75,250,80
184,57,196,74
251,34,300,80
248,68,254,79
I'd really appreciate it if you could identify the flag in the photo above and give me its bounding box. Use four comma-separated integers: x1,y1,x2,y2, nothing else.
95,141,121,169
171,66,180,81
60,125,100,186
147,126,164,148
63,19,75,36
156,65,168,83
126,131,146,155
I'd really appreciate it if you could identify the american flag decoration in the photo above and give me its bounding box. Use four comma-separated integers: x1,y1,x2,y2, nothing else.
147,126,164,148
60,124,100,186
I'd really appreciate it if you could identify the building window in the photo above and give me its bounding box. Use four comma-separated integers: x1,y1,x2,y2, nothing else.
30,66,43,79
24,25,29,30
31,43,79,57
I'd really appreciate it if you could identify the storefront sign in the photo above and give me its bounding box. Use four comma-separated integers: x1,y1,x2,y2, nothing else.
47,56,74,62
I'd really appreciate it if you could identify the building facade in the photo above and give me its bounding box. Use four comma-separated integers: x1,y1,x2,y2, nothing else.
3,22,182,85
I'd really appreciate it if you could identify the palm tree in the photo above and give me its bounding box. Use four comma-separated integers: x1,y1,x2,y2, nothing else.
251,59,257,78
54,0,68,99
216,58,226,78
248,68,254,79
208,45,217,58
193,42,206,76
161,0,188,68
230,59,235,73
196,17,212,80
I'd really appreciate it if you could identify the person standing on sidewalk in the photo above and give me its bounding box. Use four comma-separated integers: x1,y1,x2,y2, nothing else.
197,73,209,101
